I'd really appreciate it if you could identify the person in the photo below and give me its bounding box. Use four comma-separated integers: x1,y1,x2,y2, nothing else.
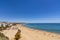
14,29,21,40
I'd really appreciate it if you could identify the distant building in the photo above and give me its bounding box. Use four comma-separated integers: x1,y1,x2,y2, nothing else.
0,23,7,27
9,24,13,26
0,24,2,27
0,22,14,27
2,23,7,27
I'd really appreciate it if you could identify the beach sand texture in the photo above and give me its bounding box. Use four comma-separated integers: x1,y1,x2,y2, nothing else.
1,25,19,40
1,24,60,40
17,24,60,40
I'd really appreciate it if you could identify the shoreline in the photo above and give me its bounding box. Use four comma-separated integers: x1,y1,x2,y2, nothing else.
23,24,60,35
19,24,60,40
22,24,60,35
0,24,60,40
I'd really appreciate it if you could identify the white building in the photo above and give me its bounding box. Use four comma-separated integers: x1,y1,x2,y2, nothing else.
0,23,7,27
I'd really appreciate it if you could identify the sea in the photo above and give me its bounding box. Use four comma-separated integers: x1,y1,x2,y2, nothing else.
23,23,60,34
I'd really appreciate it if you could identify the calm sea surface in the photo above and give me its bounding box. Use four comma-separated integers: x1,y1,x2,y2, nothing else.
23,23,60,34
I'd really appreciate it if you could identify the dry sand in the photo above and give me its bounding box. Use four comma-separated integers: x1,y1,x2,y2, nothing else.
18,24,60,40
1,24,60,40
1,26,19,40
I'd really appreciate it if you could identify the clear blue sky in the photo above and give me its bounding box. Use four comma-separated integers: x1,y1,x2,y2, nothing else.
0,0,60,23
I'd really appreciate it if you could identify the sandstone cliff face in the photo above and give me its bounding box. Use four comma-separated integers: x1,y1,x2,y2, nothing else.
0,24,21,40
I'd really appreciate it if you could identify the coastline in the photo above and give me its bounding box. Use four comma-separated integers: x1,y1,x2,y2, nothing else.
18,24,60,40
1,24,60,40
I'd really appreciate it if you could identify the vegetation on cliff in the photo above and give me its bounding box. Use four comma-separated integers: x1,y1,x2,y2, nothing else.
0,32,9,40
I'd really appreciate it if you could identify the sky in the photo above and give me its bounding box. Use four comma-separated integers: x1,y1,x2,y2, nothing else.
0,0,60,23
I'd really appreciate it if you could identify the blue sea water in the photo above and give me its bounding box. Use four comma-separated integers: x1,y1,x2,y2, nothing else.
23,23,60,34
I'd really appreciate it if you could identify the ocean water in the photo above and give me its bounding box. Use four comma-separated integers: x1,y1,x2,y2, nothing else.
23,23,60,34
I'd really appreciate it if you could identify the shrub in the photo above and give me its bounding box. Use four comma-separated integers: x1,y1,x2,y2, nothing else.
14,29,21,40
0,32,9,40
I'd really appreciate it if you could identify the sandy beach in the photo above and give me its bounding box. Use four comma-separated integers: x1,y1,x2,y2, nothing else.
1,24,60,40
18,24,60,40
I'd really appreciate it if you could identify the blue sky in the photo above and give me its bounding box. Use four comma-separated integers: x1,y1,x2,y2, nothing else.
0,0,60,23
